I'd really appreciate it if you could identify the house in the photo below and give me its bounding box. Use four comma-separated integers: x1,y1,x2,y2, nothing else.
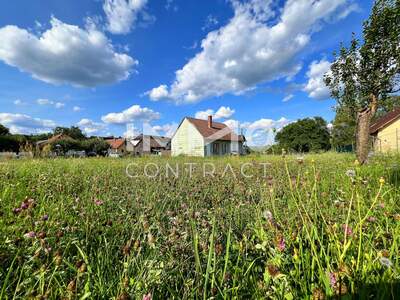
105,138,126,155
171,116,246,157
126,134,171,156
370,107,400,153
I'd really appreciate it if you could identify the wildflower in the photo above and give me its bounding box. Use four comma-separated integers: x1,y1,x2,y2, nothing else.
342,224,353,237
21,202,29,210
267,264,280,277
276,236,286,252
143,293,152,300
296,156,304,164
263,210,273,222
354,160,360,166
367,216,377,223
94,199,104,206
345,169,356,178
328,272,337,288
24,231,36,238
312,288,325,300
379,177,385,185
379,202,385,209
42,214,49,221
13,207,22,214
379,257,393,268
393,214,400,221
38,231,46,239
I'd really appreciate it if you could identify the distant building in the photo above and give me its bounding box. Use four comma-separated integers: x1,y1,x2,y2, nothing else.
370,108,400,153
171,116,246,157
106,138,126,155
36,134,70,150
127,134,171,156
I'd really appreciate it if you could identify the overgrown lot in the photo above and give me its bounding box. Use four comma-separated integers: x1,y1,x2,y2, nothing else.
0,153,399,299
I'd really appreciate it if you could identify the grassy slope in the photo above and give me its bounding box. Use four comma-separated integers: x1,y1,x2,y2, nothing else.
0,153,399,299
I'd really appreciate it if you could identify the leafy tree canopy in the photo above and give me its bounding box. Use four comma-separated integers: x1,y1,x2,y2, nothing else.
53,126,86,140
275,117,331,153
0,124,10,136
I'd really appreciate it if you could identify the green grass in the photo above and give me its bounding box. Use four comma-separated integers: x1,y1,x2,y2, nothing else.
0,153,399,299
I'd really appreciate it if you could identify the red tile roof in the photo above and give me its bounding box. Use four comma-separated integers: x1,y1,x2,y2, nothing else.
106,139,125,149
370,107,400,134
186,117,244,142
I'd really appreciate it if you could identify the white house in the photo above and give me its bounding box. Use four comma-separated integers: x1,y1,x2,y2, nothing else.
171,116,246,157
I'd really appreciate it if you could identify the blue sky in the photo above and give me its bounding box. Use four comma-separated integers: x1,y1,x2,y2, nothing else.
0,0,372,145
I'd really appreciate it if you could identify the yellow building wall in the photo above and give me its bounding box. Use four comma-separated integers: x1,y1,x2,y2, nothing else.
171,119,205,157
374,118,400,152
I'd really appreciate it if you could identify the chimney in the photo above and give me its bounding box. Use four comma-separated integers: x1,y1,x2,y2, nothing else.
208,115,213,128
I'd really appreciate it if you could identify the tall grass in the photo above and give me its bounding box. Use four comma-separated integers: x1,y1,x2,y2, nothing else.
0,153,399,299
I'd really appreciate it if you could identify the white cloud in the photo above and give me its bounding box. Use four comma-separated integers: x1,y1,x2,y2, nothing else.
101,104,160,124
151,122,178,137
195,106,235,120
283,94,294,102
148,84,169,101
0,17,136,87
55,102,65,108
14,99,25,105
103,0,149,34
303,59,331,100
202,15,219,31
0,113,56,134
77,118,107,135
73,106,82,112
36,98,65,108
242,117,290,146
148,0,349,103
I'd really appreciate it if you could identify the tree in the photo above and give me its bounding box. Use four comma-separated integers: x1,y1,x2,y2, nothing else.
325,0,400,164
331,106,357,151
0,124,10,136
53,126,86,140
275,117,331,152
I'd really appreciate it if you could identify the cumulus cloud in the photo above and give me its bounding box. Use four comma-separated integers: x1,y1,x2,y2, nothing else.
77,118,107,135
242,117,291,146
195,106,235,120
36,98,65,109
148,0,349,103
303,59,331,100
0,113,56,134
148,84,169,101
101,104,160,124
151,122,178,137
0,17,136,87
103,0,149,34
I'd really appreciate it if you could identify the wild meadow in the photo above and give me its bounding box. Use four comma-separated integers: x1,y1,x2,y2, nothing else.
0,153,399,299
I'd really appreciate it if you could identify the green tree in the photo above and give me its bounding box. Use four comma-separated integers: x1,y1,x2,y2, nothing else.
325,0,400,164
275,117,331,153
0,124,10,136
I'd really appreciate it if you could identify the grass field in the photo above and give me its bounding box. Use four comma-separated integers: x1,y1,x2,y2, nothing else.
0,153,399,299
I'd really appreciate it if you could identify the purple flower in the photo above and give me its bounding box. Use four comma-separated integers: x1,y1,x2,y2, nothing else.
94,200,104,206
277,237,286,252
24,231,36,238
142,293,152,300
367,216,376,222
42,214,49,221
328,272,337,287
13,207,22,214
21,202,29,210
342,224,353,237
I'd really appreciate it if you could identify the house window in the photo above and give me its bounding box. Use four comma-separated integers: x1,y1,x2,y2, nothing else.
213,143,219,154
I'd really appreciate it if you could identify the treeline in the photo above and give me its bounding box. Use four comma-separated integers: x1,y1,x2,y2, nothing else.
0,125,109,155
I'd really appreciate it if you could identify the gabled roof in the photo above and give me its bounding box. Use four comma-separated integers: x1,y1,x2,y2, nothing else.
185,117,244,142
106,138,125,149
370,107,400,134
130,134,171,148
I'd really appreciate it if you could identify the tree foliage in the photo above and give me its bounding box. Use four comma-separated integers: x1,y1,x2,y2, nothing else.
325,0,400,163
53,126,86,140
275,117,331,153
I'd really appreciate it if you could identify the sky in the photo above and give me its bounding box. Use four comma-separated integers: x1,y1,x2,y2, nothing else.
0,0,373,146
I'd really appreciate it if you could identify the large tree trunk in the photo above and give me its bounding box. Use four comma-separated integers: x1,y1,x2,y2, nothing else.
356,94,378,164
